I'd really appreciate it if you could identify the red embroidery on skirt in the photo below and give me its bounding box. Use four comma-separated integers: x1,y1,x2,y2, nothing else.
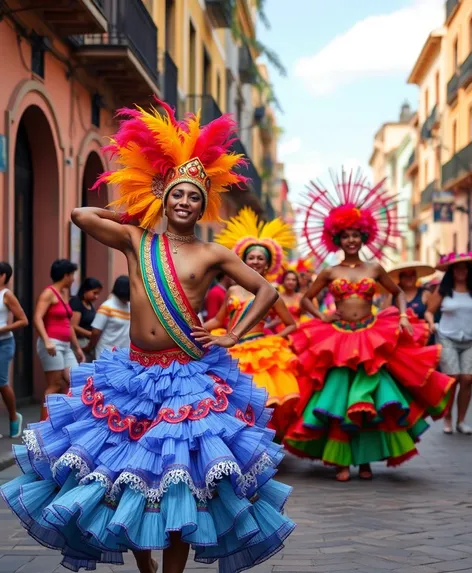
81,375,245,439
235,405,255,426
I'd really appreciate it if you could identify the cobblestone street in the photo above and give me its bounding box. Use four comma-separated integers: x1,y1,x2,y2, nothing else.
0,417,471,573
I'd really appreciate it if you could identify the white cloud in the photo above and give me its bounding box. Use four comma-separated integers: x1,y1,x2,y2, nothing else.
294,0,444,96
282,143,369,204
278,136,302,158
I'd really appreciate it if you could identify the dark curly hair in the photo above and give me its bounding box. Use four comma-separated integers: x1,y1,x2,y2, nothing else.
282,270,300,291
438,263,472,298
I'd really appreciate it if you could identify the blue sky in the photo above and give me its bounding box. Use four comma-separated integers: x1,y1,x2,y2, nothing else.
258,0,444,202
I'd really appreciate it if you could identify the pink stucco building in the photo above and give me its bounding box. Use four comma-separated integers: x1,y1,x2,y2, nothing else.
0,0,160,400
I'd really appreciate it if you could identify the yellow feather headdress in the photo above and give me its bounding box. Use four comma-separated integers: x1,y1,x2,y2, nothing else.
93,99,248,228
215,207,296,279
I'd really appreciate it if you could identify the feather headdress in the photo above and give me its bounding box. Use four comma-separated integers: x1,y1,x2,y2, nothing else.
215,207,296,279
300,169,401,264
288,257,315,275
93,99,248,228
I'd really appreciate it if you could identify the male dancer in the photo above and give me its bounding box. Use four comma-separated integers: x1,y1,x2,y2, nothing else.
1,103,295,573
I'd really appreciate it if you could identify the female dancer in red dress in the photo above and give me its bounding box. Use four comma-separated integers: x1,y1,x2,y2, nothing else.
284,171,454,481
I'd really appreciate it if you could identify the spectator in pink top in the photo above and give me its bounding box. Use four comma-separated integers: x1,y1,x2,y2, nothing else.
34,260,85,420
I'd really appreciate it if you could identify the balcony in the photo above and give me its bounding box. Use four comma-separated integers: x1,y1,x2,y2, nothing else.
259,115,274,146
405,150,418,178
447,72,460,105
15,0,107,34
459,51,472,90
71,0,159,106
264,195,275,220
239,44,256,85
205,0,233,28
164,52,178,112
420,180,438,208
420,105,438,140
186,95,222,124
446,0,460,23
232,138,262,199
442,142,472,189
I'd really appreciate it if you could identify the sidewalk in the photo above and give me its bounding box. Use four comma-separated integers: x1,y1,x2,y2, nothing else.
0,404,39,471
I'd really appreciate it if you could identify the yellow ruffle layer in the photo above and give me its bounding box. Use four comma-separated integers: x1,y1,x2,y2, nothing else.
229,335,299,406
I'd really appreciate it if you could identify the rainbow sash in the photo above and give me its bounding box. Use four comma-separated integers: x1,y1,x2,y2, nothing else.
140,231,204,359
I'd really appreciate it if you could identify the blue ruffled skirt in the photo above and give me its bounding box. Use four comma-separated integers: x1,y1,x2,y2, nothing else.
1,346,295,572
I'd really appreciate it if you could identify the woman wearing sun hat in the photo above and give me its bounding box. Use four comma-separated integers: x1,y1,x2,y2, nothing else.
426,252,472,435
386,261,435,321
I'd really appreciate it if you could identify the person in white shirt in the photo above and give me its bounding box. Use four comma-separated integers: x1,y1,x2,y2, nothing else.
0,262,28,437
86,276,130,359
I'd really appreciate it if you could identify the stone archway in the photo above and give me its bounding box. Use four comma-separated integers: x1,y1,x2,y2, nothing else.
13,105,60,399
81,151,110,297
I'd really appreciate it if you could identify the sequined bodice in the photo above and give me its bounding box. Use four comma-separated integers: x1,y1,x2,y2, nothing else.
328,278,376,302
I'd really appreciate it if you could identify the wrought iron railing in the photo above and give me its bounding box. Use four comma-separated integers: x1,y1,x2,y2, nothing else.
71,0,158,83
447,72,460,105
420,105,437,139
459,51,472,90
420,180,438,207
442,142,472,188
204,0,234,28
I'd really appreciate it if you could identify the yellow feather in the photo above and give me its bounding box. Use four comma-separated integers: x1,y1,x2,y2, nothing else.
180,110,201,161
215,207,296,252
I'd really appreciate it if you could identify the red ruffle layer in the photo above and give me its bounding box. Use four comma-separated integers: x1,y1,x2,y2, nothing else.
291,307,451,416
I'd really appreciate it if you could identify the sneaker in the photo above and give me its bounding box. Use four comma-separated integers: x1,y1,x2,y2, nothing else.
456,422,472,435
10,412,23,438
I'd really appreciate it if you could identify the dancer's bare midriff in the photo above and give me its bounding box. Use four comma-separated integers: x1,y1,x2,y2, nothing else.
125,227,219,351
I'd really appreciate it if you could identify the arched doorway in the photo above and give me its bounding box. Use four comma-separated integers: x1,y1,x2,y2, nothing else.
13,105,60,400
14,121,33,399
81,152,109,297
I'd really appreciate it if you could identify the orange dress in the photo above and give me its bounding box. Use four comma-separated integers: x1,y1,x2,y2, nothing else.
226,294,300,438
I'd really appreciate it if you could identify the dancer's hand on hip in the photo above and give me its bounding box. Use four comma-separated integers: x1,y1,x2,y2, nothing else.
191,326,237,349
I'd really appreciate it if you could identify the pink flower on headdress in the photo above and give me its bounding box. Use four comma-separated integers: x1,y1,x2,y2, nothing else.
439,252,472,266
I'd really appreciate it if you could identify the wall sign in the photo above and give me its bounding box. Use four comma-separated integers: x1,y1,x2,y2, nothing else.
0,135,7,173
432,190,454,223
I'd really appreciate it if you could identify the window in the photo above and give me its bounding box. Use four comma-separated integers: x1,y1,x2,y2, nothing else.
216,72,221,108
424,88,429,117
31,34,45,78
453,37,459,72
165,0,175,55
91,94,101,128
435,71,440,106
452,120,458,154
424,159,429,184
202,49,212,95
188,22,196,102
453,232,458,252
